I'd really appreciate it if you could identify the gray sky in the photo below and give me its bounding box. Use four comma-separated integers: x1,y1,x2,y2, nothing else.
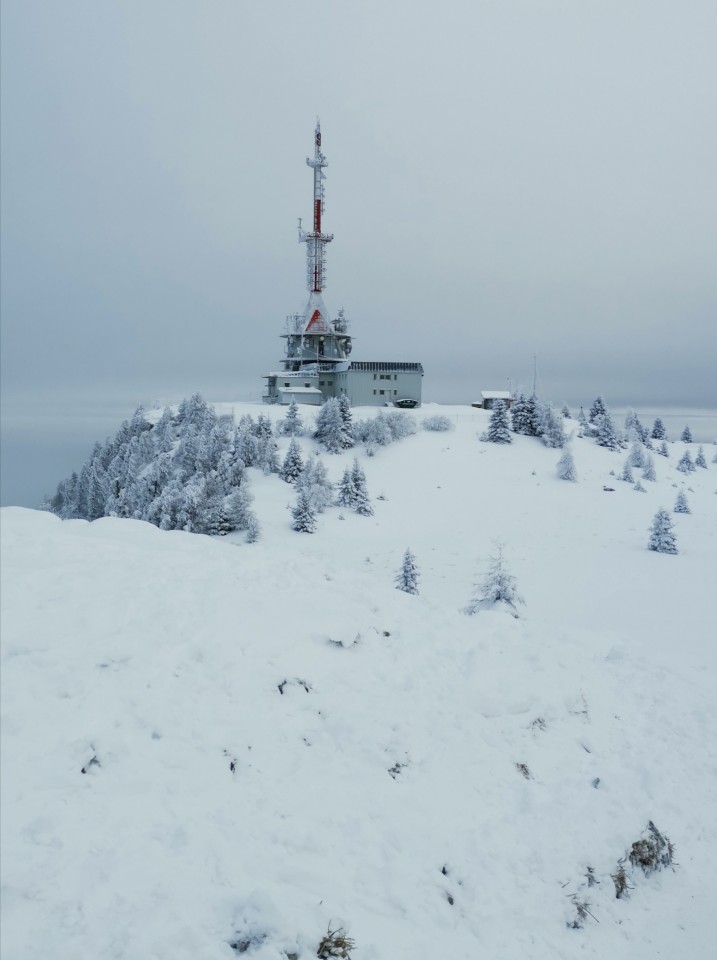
2,0,716,503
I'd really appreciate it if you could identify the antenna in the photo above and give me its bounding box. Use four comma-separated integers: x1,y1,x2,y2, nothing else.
299,119,334,293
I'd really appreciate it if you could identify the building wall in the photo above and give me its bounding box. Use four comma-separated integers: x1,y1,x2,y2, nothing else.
340,370,422,406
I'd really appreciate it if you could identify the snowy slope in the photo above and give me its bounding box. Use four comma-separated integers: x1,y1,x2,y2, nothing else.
2,404,716,960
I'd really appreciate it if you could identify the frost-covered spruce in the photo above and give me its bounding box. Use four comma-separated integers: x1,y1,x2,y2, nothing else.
625,410,647,443
350,459,373,516
314,398,347,454
279,438,304,483
510,394,532,435
481,399,512,444
695,446,707,469
467,542,524,614
589,395,607,423
634,481,646,492
658,440,669,458
245,513,261,543
395,548,419,595
290,487,317,533
297,455,334,513
541,405,567,448
594,411,622,451
556,447,577,481
561,404,571,419
628,440,646,468
651,418,667,440
335,465,357,509
337,395,355,449
642,453,657,482
618,460,634,483
676,450,695,473
647,509,678,554
681,425,693,443
278,398,303,437
674,490,690,514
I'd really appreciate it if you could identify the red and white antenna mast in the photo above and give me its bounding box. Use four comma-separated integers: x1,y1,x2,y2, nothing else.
299,119,334,293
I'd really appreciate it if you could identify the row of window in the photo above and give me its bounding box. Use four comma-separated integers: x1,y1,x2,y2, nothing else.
374,389,398,396
374,373,399,380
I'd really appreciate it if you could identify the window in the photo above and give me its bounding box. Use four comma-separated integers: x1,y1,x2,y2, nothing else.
319,380,325,386
379,390,385,396
373,389,377,395
284,382,290,387
373,374,377,380
304,382,311,388
394,375,398,380
394,390,398,395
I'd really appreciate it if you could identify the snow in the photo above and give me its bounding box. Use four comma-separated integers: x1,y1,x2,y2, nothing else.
2,404,716,959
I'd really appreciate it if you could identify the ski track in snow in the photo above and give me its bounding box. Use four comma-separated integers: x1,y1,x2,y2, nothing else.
2,403,716,959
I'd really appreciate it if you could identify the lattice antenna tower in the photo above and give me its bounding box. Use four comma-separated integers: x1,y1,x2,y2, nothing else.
298,119,334,293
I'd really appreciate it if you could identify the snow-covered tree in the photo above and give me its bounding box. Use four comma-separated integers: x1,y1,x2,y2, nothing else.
467,542,524,614
561,404,571,419
674,490,690,514
220,486,255,534
291,487,317,533
314,398,346,454
395,548,419,595
510,394,532,435
648,509,678,554
651,418,667,440
628,441,646,468
676,450,695,473
680,425,693,443
278,399,303,437
624,410,648,443
594,411,622,451
634,480,646,492
481,399,512,444
337,395,355,449
642,454,657,482
658,441,669,458
589,395,607,423
336,465,357,509
279,438,304,483
245,513,261,543
618,460,634,483
556,447,577,481
695,446,707,469
351,459,373,515
297,455,334,513
541,405,567,448
257,435,280,475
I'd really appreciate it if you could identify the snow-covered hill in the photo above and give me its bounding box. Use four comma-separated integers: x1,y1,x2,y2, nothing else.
2,403,716,960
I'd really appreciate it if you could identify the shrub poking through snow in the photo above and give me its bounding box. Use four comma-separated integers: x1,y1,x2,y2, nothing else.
674,490,690,514
396,548,419,595
611,863,632,899
316,925,355,959
566,895,596,929
422,414,453,432
634,481,646,492
648,509,678,554
628,821,675,876
480,399,512,444
467,541,524,614
556,447,577,481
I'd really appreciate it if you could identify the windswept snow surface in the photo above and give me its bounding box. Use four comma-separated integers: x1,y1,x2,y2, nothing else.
2,404,716,959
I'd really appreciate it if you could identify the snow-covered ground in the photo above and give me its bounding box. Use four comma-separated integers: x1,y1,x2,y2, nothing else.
2,403,716,959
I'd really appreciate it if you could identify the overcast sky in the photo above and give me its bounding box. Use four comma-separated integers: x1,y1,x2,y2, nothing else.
2,0,716,502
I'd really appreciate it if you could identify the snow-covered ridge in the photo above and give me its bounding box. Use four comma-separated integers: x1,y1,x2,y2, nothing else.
2,401,716,959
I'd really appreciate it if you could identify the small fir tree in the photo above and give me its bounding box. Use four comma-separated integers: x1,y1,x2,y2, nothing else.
467,542,524,614
561,404,571,419
351,459,373,516
314,398,346,454
647,509,678,554
245,513,261,542
395,549,419,595
680,425,693,443
628,441,646,468
337,395,355,449
510,394,532,435
589,395,607,423
336,465,357,508
298,455,334,513
674,490,690,514
676,450,695,473
651,418,667,440
634,481,646,492
594,411,622,451
618,460,634,483
279,438,304,483
291,487,317,533
642,454,657,482
556,447,577,482
658,440,669,458
541,405,567,448
481,399,512,444
279,399,303,437
695,446,707,468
